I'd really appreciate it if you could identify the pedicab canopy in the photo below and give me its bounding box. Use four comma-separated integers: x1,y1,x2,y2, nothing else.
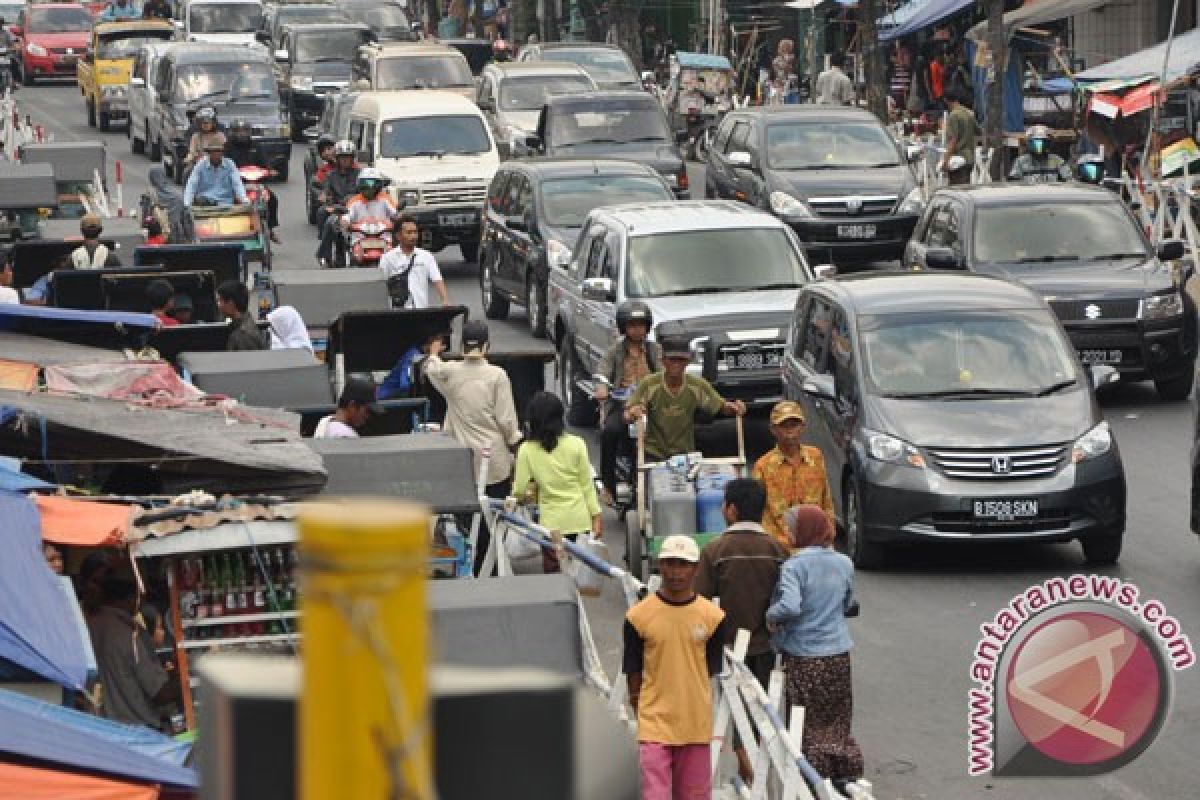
269,268,392,329
178,349,333,411
133,243,246,288
328,307,470,376
20,142,108,185
0,163,59,209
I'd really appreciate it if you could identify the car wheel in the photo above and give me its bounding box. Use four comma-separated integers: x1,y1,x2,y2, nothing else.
526,273,547,338
558,337,598,428
149,132,161,162
131,123,145,154
1155,369,1195,402
341,238,354,269
704,178,716,199
86,100,96,128
481,251,510,319
98,110,111,132
623,509,644,581
274,161,289,182
305,186,317,225
843,474,885,569
21,61,33,86
1081,533,1123,565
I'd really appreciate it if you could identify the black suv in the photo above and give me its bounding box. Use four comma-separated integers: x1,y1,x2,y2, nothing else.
905,184,1196,400
704,106,921,262
479,158,674,337
275,22,371,139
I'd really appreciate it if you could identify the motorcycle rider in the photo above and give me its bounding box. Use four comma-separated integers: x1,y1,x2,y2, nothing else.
595,301,661,506
224,118,281,243
1009,124,1071,183
185,107,225,172
315,140,362,267
338,167,400,263
492,38,512,62
313,134,338,185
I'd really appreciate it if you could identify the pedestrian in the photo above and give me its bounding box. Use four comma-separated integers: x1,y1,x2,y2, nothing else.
0,141,9,162
624,535,729,800
216,280,266,350
314,378,383,438
693,478,789,784
71,214,122,269
925,48,946,111
939,86,977,186
379,214,449,309
0,248,18,304
148,166,190,243
267,305,314,353
767,505,862,792
511,392,602,573
752,401,833,549
146,278,179,327
815,51,854,106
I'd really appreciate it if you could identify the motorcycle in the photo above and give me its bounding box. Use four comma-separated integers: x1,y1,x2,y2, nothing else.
596,381,639,516
339,217,393,269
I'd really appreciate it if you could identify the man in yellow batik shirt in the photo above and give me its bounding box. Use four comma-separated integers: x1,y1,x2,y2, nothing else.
752,401,834,548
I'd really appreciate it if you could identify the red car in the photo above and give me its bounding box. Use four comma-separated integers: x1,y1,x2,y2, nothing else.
12,3,92,85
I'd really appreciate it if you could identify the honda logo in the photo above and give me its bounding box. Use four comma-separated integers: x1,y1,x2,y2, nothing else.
991,456,1012,474
845,196,863,214
1085,303,1102,320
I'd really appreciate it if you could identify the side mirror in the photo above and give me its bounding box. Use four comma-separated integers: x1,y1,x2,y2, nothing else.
1088,364,1120,390
130,76,145,88
801,373,835,401
906,144,923,163
274,49,289,62
302,126,319,142
477,98,493,111
506,215,526,232
255,31,270,43
582,277,616,303
925,246,963,270
1157,239,1185,262
356,149,372,163
84,50,94,63
675,129,688,144
813,263,837,279
525,133,542,150
728,150,753,168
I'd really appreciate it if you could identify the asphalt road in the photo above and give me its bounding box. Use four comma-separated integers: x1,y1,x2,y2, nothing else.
19,81,1200,798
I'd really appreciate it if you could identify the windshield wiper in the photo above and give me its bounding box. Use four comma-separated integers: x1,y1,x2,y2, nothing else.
861,162,902,168
409,149,446,158
229,92,275,101
1035,379,1076,397
886,388,1033,400
566,137,622,145
617,136,668,144
756,281,804,290
1013,255,1080,264
311,56,351,62
1101,252,1150,260
188,89,229,105
656,286,741,297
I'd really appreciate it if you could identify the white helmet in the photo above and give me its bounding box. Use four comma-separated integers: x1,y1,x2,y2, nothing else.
357,167,386,183
334,139,355,157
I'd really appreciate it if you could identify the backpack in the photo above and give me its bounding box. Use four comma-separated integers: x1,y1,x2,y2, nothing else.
387,251,418,309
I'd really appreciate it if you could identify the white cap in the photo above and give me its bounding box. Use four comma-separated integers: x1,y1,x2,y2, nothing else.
658,535,700,563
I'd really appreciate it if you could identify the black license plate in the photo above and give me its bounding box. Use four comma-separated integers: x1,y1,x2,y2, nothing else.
727,351,782,370
972,499,1039,520
438,212,477,227
1078,349,1123,365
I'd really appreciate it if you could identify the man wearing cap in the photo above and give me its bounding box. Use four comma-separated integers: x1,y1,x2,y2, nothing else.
624,332,746,462
315,378,382,438
70,214,122,269
624,534,729,800
753,401,833,548
183,140,249,208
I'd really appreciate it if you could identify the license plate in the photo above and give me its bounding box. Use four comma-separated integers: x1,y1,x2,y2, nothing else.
438,212,476,227
0,57,9,65
727,351,782,370
837,224,876,239
361,238,386,249
1078,349,1123,365
973,499,1039,521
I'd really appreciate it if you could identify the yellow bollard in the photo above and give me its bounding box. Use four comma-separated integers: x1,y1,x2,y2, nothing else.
299,500,432,800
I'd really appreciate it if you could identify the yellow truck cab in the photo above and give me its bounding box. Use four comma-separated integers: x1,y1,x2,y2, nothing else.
77,19,176,131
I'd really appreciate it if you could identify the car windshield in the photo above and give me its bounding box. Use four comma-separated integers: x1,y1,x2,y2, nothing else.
499,75,594,110
294,29,365,61
379,114,490,158
177,63,278,103
27,6,93,32
626,228,807,298
546,48,637,83
973,202,1150,264
767,122,901,169
346,6,413,38
97,32,174,59
190,4,264,33
860,310,1078,397
541,175,672,227
550,104,669,146
375,55,472,89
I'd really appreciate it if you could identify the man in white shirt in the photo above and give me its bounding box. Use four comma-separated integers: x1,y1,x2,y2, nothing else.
379,215,449,309
0,249,18,304
815,52,855,106
314,378,383,438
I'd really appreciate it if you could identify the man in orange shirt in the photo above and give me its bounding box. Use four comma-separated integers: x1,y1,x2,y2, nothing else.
753,401,834,548
927,50,946,110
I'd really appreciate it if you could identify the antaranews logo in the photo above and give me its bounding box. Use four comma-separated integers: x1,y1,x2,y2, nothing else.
968,574,1194,777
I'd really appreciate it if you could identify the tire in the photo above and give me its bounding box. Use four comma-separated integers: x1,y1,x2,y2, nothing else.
526,273,547,338
274,161,289,182
843,475,885,569
559,337,599,428
149,133,161,162
624,509,644,581
86,99,96,128
480,250,510,319
704,179,716,199
21,61,33,86
1081,534,1123,565
131,121,144,154
305,186,317,224
1155,369,1195,401
341,237,354,269
460,234,480,264
98,110,111,132
172,153,186,185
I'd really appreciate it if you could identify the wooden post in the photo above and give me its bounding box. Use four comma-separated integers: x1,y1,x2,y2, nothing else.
165,560,195,731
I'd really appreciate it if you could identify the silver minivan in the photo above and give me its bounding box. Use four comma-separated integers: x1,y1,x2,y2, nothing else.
475,61,596,158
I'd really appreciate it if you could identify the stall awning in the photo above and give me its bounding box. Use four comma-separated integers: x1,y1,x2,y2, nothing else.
966,0,1113,42
0,762,159,800
1074,26,1200,86
36,495,134,547
878,0,973,42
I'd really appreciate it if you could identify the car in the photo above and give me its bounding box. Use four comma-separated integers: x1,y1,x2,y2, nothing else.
704,106,921,263
274,21,371,138
550,200,820,425
526,91,690,198
335,1,415,43
258,2,348,51
12,3,92,86
77,19,175,132
182,0,265,45
904,183,1196,401
351,40,474,97
480,159,674,337
476,62,596,158
516,41,640,90
128,40,184,158
782,271,1127,568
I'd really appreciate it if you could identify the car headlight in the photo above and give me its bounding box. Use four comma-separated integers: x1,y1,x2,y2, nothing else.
769,191,812,219
27,43,47,57
863,428,926,467
546,238,571,268
395,188,420,207
897,187,924,215
1143,292,1184,320
290,75,313,91
1072,420,1112,463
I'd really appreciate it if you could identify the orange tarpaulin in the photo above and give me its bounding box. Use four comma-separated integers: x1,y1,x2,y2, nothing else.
0,360,38,391
0,762,159,800
36,495,134,547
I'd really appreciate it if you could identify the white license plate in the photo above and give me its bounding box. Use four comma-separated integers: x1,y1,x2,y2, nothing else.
0,57,9,65
973,499,1039,521
439,213,476,227
1078,349,1123,365
837,224,876,239
727,352,782,370
360,238,386,249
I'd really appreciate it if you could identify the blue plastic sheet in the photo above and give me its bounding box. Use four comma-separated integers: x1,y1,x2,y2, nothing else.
674,51,733,70
0,688,198,789
0,304,159,331
878,0,973,41
0,490,91,690
0,458,52,492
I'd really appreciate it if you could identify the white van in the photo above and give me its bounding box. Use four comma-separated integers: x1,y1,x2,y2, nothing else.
181,0,264,45
346,90,499,263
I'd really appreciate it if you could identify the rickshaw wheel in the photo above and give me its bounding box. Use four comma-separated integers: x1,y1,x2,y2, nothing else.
623,509,644,581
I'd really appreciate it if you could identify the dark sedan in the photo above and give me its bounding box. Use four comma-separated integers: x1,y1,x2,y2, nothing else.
275,23,371,139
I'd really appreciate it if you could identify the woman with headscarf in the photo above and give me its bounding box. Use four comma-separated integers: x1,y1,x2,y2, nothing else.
267,306,314,353
766,504,863,791
148,166,189,243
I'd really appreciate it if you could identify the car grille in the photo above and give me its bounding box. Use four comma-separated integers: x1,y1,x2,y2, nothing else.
48,47,80,55
1049,298,1141,321
422,184,487,207
927,444,1070,480
929,509,1073,534
808,195,897,217
716,342,786,372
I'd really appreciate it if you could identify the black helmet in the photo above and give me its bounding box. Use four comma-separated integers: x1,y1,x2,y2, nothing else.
230,118,252,143
616,300,653,334
317,133,336,151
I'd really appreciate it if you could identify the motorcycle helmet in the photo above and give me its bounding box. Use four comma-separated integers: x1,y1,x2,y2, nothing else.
195,106,217,127
616,300,653,335
334,139,356,158
317,133,336,153
1027,124,1050,157
229,118,252,144
1076,155,1106,185
356,167,387,196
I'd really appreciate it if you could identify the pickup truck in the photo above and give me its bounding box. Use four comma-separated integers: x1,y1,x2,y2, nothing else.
77,20,175,132
549,200,821,426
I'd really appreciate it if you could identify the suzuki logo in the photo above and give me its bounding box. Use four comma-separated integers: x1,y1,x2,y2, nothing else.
845,196,863,214
991,456,1012,474
1085,303,1102,320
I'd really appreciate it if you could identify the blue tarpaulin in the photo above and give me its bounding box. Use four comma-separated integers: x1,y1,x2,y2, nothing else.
674,51,734,70
0,458,52,492
0,304,159,331
968,38,1026,134
879,0,973,41
0,689,198,789
0,490,91,690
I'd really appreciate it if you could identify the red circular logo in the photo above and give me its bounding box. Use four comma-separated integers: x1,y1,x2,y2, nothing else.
1006,611,1163,766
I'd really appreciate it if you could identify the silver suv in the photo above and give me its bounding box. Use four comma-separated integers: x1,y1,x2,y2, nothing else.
476,61,596,158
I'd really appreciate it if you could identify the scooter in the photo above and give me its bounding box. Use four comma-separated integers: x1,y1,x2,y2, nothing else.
339,217,393,268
